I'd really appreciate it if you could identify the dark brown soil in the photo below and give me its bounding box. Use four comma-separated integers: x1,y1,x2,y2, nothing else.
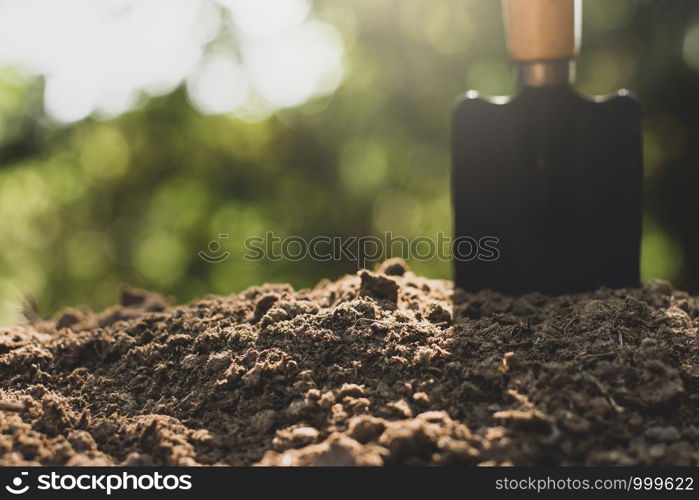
0,259,697,466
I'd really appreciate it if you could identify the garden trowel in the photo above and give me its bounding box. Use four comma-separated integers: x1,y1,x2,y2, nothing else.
452,0,642,295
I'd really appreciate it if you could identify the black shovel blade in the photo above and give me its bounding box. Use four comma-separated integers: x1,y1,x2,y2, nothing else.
451,86,642,295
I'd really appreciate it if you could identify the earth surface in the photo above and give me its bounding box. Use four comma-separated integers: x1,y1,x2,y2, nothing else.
0,259,697,466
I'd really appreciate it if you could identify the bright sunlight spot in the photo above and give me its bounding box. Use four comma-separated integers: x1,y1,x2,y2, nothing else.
0,0,344,123
221,0,311,39
243,21,344,108
187,55,250,115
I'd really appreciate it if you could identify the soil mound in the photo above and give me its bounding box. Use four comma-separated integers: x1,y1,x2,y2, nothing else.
0,260,697,465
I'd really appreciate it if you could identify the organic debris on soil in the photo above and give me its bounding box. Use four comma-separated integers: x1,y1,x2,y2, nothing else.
0,259,697,466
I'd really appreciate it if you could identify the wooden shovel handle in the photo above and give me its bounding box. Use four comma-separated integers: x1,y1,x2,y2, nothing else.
503,0,581,62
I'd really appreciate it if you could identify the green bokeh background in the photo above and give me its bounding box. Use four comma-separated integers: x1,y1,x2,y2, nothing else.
0,0,696,323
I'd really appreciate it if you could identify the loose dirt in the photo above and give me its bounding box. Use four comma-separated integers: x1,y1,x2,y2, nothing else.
0,260,697,466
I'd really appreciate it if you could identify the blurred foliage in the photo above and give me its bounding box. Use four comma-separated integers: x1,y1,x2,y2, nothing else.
1,0,698,323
